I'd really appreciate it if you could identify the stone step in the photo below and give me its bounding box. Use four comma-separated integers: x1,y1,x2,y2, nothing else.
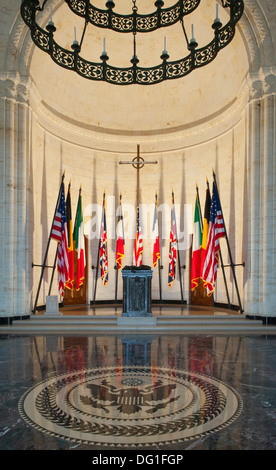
3,315,275,335
13,313,247,322
12,318,262,327
12,313,260,326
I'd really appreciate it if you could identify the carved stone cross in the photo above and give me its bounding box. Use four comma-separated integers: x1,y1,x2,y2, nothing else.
119,145,158,207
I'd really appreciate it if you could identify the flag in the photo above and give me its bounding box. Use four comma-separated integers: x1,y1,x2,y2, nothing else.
191,193,202,290
50,181,69,296
100,194,108,285
200,182,211,279
168,193,177,286
152,195,160,267
133,207,143,266
116,195,125,270
73,188,86,290
65,183,74,290
202,182,226,296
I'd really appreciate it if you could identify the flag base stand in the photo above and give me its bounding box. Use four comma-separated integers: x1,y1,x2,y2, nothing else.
45,296,60,315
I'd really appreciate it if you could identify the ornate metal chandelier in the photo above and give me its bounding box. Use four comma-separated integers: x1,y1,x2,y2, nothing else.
20,0,244,85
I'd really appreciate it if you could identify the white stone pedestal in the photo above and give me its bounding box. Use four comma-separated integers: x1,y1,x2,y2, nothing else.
45,296,60,315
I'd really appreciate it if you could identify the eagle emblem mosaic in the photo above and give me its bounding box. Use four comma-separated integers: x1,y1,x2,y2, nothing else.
18,366,243,447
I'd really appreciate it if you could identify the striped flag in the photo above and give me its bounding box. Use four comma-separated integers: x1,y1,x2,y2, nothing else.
50,181,69,296
168,193,177,286
202,182,225,296
65,182,74,290
200,182,211,279
100,194,108,285
73,188,86,290
133,207,143,266
116,195,125,270
152,195,160,268
191,193,202,290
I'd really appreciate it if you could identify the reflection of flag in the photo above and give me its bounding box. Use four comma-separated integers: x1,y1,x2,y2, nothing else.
65,183,74,290
200,183,211,279
202,182,225,296
50,182,69,296
133,207,143,266
116,196,125,270
168,194,177,286
73,189,86,290
100,194,108,285
191,193,202,290
152,196,160,268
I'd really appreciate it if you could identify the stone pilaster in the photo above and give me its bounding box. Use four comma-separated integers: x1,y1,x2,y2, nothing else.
245,71,276,317
0,77,30,319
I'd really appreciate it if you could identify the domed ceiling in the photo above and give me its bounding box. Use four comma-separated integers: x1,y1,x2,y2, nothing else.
29,0,249,135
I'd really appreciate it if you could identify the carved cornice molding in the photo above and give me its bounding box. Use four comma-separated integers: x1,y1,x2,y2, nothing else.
29,74,250,151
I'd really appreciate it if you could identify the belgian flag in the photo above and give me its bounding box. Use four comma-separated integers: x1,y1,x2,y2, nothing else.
200,181,211,278
74,188,86,290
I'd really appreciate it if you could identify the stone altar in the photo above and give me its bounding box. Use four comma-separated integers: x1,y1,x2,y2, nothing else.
121,266,153,317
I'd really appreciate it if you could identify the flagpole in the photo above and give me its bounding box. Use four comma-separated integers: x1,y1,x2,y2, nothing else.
156,193,162,302
206,177,230,307
173,191,184,303
202,179,230,307
48,180,72,298
48,246,58,296
32,172,65,314
115,193,122,302
212,170,243,313
93,191,105,303
115,265,118,303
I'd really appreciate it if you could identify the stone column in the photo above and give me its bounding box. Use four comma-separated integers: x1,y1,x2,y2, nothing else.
245,70,276,318
0,77,30,320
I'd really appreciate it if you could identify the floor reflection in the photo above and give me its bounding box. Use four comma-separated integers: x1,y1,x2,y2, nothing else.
0,333,275,450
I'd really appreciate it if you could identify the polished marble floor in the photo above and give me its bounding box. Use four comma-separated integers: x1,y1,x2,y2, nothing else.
0,324,275,454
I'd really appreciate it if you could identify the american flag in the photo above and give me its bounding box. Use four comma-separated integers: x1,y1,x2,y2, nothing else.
202,182,225,296
50,182,69,296
100,195,108,285
168,195,177,286
133,207,143,266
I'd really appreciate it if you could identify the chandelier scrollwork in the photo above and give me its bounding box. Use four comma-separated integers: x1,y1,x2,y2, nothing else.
20,0,244,85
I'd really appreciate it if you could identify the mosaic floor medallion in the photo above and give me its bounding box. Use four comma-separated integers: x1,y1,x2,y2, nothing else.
18,366,243,447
